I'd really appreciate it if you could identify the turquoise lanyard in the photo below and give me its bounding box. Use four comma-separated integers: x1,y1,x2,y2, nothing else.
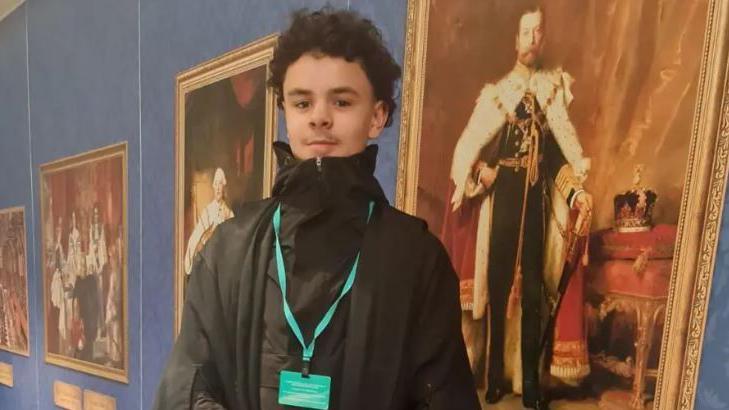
272,200,375,376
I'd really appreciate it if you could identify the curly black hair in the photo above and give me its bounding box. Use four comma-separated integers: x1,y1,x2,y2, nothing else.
268,7,402,127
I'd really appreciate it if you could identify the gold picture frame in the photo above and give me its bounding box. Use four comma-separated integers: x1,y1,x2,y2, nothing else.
0,206,31,357
40,142,129,383
174,34,279,335
397,0,729,408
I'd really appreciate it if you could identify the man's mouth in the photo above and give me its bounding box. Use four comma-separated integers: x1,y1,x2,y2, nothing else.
307,139,338,146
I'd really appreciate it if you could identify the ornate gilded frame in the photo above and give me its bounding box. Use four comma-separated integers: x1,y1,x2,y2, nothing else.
174,34,279,335
0,206,30,357
40,142,129,383
396,0,729,408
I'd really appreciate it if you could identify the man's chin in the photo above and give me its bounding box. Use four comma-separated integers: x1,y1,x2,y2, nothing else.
311,144,341,157
518,53,539,68
295,145,369,160
291,144,339,159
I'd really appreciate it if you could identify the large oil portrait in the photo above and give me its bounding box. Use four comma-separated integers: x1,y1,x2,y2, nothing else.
397,0,729,408
174,34,278,334
40,143,128,383
0,207,30,356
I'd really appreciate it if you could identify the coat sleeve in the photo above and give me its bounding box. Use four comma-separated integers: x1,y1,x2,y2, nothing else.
410,237,481,409
450,84,507,211
544,132,583,207
152,254,229,410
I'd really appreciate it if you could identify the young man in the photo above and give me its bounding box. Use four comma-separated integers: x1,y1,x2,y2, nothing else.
154,8,479,410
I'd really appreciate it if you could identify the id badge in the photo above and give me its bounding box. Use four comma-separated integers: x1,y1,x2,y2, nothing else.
278,370,331,410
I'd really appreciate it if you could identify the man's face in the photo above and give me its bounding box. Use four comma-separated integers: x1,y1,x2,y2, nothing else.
515,10,544,67
213,179,224,201
212,169,226,201
282,53,388,159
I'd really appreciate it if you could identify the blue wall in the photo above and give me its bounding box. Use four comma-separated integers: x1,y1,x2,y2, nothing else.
696,184,729,409
0,0,727,409
25,0,142,407
0,5,38,410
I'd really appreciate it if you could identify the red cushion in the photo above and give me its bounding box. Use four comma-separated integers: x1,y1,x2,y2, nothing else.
587,259,671,298
590,224,677,260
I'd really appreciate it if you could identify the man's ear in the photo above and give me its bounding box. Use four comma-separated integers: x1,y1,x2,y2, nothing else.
368,101,388,140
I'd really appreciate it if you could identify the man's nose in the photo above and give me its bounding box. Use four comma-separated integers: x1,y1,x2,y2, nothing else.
309,102,332,129
529,31,537,45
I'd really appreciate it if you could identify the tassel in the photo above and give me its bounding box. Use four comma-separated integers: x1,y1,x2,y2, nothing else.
507,267,522,319
528,121,540,186
581,222,591,266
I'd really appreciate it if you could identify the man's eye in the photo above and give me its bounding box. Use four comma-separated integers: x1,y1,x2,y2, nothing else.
294,101,310,109
334,100,351,107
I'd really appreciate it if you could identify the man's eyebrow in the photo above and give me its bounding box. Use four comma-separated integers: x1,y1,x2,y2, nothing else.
286,88,313,97
329,87,360,96
285,87,361,97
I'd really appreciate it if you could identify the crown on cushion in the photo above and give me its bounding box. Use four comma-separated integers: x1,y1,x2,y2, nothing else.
614,165,657,233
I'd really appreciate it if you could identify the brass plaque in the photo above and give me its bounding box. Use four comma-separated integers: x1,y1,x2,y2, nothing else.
53,381,82,410
0,362,13,387
83,389,116,410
